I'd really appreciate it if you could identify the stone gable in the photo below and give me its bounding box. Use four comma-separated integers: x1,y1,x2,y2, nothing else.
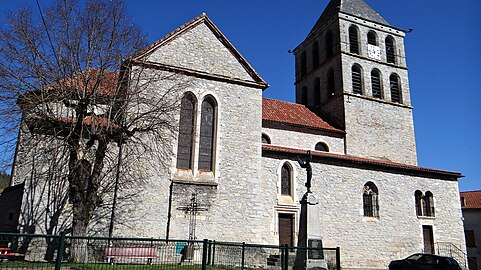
145,22,254,82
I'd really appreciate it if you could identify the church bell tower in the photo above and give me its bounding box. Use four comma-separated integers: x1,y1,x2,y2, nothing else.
294,0,417,165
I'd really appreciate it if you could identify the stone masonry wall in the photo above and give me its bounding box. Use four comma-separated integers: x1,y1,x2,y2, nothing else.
344,94,417,165
114,74,266,243
262,155,466,269
146,23,253,82
113,19,267,243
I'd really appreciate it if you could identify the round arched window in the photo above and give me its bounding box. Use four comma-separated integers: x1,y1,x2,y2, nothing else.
261,133,271,144
315,142,329,152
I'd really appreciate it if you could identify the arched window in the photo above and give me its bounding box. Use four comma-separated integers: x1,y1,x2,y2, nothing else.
300,86,308,105
424,191,435,217
367,31,377,46
371,69,382,98
315,142,329,152
363,182,379,218
352,65,363,95
389,74,401,103
314,78,321,105
300,51,307,77
415,190,423,216
327,68,335,97
281,163,292,196
262,133,271,144
176,93,196,169
415,191,435,217
198,96,217,171
349,25,359,54
325,30,333,59
385,36,396,64
312,41,319,68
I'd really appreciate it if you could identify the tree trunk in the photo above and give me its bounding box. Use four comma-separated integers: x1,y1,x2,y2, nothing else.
68,139,108,262
71,218,89,262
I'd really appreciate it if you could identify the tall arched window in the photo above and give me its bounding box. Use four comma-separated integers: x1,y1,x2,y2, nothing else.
176,93,196,169
424,191,435,217
315,142,329,152
325,30,333,59
281,163,292,196
389,74,401,103
415,190,423,216
312,41,319,68
385,36,396,64
198,96,217,171
314,78,321,105
349,25,359,54
371,69,382,98
415,191,435,217
300,86,308,105
327,68,335,97
352,65,363,95
363,182,379,218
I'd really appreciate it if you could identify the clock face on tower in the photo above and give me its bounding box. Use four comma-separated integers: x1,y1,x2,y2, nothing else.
368,44,381,60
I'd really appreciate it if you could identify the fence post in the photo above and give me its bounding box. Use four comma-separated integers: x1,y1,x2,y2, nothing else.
211,240,216,266
336,247,341,270
283,244,289,270
241,242,246,270
55,231,66,270
202,239,209,270
207,240,211,265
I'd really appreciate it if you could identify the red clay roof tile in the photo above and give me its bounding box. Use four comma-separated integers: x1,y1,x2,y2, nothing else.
262,144,461,179
460,190,481,209
262,98,342,133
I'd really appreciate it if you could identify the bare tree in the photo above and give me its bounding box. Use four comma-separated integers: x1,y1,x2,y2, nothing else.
0,0,187,256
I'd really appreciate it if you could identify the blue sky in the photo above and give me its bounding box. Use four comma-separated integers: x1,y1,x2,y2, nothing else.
1,0,480,191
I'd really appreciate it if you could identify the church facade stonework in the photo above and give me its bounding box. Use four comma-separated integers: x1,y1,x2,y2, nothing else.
11,1,466,269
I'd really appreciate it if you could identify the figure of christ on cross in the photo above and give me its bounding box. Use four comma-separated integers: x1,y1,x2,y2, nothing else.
297,150,313,193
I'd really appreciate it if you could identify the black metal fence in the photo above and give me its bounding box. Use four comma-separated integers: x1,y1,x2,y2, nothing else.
0,232,340,270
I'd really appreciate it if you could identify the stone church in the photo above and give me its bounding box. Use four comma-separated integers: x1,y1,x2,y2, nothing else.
10,0,466,269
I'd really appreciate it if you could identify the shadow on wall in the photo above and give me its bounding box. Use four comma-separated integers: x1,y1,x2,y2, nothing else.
0,183,23,233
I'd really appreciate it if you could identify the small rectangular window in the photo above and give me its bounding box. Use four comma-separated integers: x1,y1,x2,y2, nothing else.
466,230,476,247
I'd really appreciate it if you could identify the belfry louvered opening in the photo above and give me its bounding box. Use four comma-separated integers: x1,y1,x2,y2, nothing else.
349,26,359,54
325,30,333,59
390,74,401,103
312,41,319,68
371,69,382,98
386,36,396,64
367,31,377,46
352,65,363,95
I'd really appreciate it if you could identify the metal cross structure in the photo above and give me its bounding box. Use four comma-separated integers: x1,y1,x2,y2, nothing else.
177,193,208,240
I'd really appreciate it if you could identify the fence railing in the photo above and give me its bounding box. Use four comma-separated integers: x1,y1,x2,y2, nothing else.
436,242,471,270
0,232,340,270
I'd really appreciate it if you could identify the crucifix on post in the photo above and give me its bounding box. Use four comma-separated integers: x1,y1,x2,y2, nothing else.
294,150,327,270
177,193,208,241
176,193,207,262
297,150,313,194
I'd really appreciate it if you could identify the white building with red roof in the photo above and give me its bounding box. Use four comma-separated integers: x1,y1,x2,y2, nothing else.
461,190,481,270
